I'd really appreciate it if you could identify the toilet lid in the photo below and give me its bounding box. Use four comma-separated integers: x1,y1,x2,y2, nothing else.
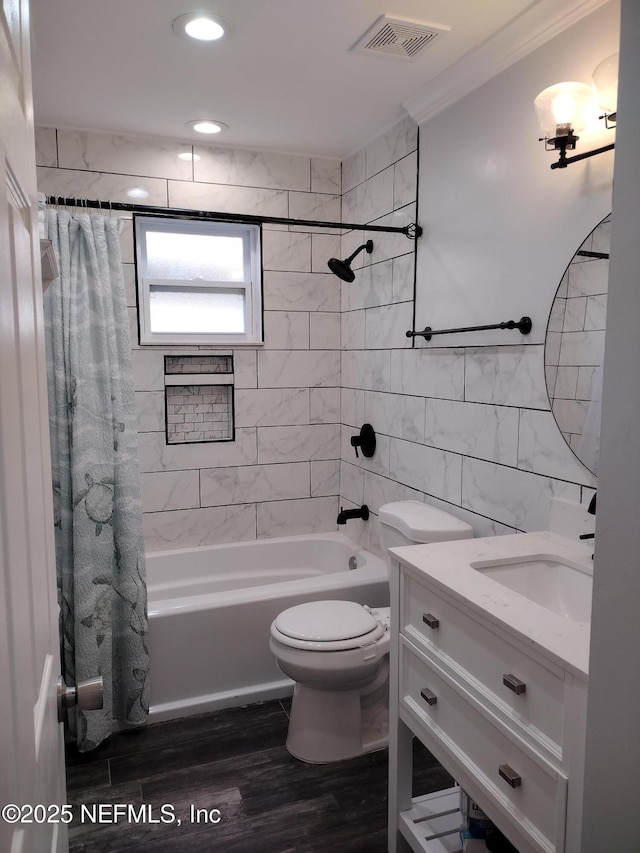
274,600,379,643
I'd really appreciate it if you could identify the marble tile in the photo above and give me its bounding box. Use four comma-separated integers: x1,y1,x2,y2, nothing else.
233,350,258,389
563,297,587,331
35,126,57,167
552,398,589,434
311,158,341,194
311,233,341,274
394,151,418,209
311,460,340,497
425,399,519,466
168,180,288,218
547,296,566,333
262,230,311,272
57,130,193,180
37,167,168,207
553,367,579,400
143,504,256,551
342,167,395,226
263,271,340,312
235,388,309,427
122,263,136,307
341,309,366,350
517,410,595,486
584,293,607,331
392,253,415,304
367,204,418,265
132,350,164,391
545,332,561,368
138,428,257,473
465,345,548,408
389,437,462,504
390,348,464,400
263,311,310,349
364,391,425,443
289,191,340,223
341,259,394,312
558,330,606,367
309,387,340,424
365,301,413,350
140,470,200,513
567,258,609,297
135,391,165,433
576,365,598,400
118,219,134,263
200,462,310,507
258,350,340,388
362,471,423,515
341,350,391,392
257,424,339,464
257,496,338,538
194,145,310,191
341,388,365,428
342,149,366,193
461,457,580,532
365,116,418,178
340,461,365,506
310,312,340,349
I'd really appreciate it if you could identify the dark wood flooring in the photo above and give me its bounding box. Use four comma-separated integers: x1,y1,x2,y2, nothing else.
65,698,454,852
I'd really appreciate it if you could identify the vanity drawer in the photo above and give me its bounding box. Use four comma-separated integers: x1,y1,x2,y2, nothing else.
401,573,565,753
401,640,567,853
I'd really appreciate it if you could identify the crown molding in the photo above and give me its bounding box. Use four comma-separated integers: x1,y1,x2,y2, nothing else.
402,0,611,126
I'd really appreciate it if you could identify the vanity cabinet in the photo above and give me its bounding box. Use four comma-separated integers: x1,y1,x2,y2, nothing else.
388,550,588,853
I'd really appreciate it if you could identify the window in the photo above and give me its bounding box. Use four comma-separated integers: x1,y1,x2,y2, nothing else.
134,216,262,345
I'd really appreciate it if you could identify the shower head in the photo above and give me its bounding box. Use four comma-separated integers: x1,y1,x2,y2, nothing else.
327,240,373,281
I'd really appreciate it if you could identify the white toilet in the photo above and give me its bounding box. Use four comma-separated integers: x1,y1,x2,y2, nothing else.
269,500,474,763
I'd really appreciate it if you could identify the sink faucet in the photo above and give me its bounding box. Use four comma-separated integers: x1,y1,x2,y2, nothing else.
337,505,370,525
579,493,596,544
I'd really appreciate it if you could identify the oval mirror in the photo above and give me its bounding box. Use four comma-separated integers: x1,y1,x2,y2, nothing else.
544,214,610,475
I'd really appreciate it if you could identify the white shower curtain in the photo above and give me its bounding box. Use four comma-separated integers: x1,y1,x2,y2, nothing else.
43,210,149,751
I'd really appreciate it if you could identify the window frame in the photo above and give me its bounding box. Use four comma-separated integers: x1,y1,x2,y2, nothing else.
134,215,263,346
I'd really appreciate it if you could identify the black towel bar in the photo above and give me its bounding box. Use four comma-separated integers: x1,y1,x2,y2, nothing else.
406,316,532,342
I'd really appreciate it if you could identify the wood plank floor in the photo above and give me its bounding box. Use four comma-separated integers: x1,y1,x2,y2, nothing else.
65,698,454,852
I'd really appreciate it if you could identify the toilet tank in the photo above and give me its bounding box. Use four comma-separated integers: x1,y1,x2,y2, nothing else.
378,500,473,550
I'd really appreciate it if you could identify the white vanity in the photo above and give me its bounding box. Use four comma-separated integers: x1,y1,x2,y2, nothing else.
387,531,592,853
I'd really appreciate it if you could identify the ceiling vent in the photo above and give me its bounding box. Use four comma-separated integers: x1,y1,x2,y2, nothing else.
354,14,448,60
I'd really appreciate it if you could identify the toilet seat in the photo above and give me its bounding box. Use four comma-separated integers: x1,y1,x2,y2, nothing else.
272,600,386,651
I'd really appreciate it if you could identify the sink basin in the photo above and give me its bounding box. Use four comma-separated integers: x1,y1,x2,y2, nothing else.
470,554,592,622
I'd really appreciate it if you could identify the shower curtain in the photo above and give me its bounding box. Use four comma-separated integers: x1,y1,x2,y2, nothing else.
43,210,149,751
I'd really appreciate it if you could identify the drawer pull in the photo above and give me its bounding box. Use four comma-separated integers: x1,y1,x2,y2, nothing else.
420,688,438,706
422,613,440,629
503,673,527,695
498,764,522,788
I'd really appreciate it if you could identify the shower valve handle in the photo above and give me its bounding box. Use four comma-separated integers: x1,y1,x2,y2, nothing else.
57,675,104,722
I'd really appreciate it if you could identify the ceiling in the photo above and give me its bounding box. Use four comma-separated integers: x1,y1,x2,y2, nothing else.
30,0,598,159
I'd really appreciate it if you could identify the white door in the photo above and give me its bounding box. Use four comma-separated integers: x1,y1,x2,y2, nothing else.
0,2,68,852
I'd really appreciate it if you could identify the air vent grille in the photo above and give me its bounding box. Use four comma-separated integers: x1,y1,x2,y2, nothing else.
355,15,447,60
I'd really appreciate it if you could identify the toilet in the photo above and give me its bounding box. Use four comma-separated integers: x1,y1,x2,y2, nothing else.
269,500,474,763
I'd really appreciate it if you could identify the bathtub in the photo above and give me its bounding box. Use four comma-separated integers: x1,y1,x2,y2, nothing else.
146,532,389,722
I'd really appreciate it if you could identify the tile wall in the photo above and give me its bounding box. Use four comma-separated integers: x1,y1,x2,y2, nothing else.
337,117,597,558
36,127,342,550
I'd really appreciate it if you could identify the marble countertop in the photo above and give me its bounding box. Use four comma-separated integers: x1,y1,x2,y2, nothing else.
390,531,592,681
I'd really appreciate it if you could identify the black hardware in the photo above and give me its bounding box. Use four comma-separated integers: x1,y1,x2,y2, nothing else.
350,423,376,458
498,764,522,788
576,250,610,260
588,493,597,514
407,316,532,342
329,241,374,282
503,674,526,695
420,688,438,706
46,197,422,239
422,613,440,629
550,141,615,170
579,533,595,540
337,505,370,525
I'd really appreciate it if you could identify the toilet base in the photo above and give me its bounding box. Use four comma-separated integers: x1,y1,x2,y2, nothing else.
285,663,389,764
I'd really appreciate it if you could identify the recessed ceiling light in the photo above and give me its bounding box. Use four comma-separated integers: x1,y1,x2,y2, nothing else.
172,11,233,42
127,187,149,199
178,151,201,161
187,120,228,134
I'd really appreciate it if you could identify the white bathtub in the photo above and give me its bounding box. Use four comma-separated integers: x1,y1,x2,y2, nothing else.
146,532,389,722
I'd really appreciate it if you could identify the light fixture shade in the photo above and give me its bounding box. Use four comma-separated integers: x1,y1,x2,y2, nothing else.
593,53,619,114
172,12,234,42
534,82,596,137
187,120,229,135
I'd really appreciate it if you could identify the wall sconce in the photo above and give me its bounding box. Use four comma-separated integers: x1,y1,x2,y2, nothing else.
535,55,618,170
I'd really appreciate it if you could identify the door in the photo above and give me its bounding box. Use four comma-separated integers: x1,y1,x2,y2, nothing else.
0,2,68,852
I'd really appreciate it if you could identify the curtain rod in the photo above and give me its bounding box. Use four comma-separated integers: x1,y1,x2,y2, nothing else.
45,196,422,239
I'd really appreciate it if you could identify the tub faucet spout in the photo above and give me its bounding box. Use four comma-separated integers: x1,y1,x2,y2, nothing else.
337,505,369,525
